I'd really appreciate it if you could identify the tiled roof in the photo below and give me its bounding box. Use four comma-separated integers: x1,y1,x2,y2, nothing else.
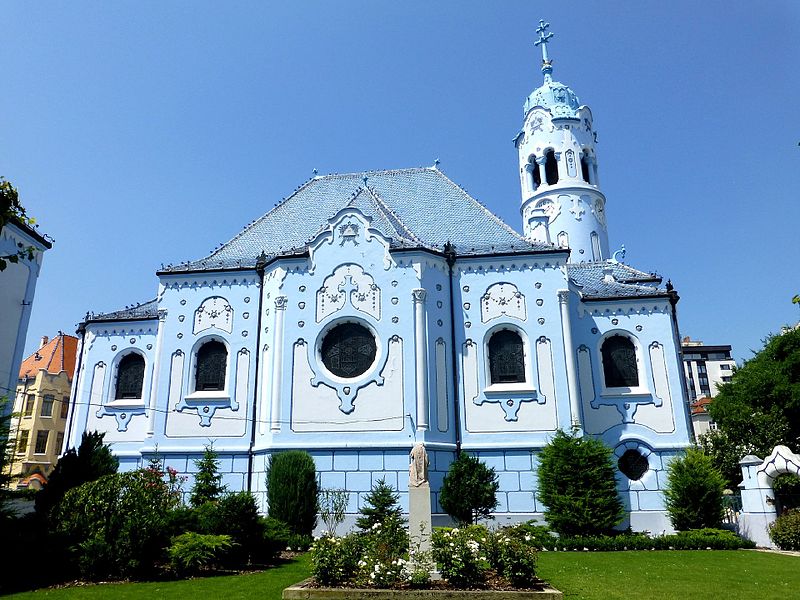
87,299,159,323
160,167,556,273
691,397,713,415
18,333,79,380
568,261,667,300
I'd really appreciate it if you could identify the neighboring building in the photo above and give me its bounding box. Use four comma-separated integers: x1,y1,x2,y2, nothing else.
0,215,52,412
8,333,78,488
67,25,693,532
681,336,736,437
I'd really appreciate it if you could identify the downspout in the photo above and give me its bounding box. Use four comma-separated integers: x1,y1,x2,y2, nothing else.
65,318,87,450
247,253,267,493
444,243,462,454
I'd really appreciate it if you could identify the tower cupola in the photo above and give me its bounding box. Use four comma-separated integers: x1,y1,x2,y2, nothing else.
515,20,609,263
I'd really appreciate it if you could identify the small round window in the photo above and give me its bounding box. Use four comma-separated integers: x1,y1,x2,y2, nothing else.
320,322,377,379
618,449,649,481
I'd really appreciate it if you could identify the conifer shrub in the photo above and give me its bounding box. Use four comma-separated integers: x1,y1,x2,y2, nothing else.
664,447,725,530
266,450,318,536
536,429,623,536
769,509,800,550
356,477,405,531
439,453,499,525
168,532,235,576
189,444,227,507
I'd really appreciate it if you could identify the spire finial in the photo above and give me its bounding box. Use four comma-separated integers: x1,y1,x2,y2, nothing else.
534,19,554,81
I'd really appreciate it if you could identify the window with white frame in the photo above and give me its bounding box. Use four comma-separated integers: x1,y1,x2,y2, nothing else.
195,340,227,392
115,353,145,400
488,329,526,384
600,334,639,388
41,395,55,417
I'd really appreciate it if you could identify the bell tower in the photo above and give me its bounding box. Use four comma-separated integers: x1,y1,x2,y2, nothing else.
515,20,609,262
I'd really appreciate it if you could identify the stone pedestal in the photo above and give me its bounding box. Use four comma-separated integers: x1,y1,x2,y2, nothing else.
409,482,440,579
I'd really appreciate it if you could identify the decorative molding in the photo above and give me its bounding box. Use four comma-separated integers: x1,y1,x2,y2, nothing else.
412,288,427,303
316,264,380,322
193,296,233,334
480,282,527,323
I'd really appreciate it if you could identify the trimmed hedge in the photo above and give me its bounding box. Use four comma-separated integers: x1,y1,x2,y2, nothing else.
769,509,800,550
526,527,754,551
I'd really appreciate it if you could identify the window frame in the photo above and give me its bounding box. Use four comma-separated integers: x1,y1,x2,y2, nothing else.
24,394,35,417
41,395,55,418
17,430,29,454
60,396,70,419
483,324,535,394
597,331,648,396
185,335,232,400
315,318,382,384
113,351,147,401
34,430,49,455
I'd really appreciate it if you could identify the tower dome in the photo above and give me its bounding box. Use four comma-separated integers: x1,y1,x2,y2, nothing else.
515,20,609,263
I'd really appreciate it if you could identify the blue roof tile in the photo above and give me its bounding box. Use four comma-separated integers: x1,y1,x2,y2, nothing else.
161,167,554,272
568,262,667,299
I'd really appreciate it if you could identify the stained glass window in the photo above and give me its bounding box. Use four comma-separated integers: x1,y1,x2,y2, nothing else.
116,353,145,399
488,329,525,384
618,449,649,481
601,335,639,388
195,340,227,391
321,322,377,379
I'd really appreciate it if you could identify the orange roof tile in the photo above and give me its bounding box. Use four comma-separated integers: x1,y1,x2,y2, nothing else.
18,333,79,380
691,396,713,415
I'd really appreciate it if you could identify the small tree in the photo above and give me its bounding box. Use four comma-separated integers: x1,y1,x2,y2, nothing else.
439,452,499,525
319,488,349,536
266,450,318,536
356,478,404,531
36,431,119,516
537,429,623,536
190,444,226,507
664,447,725,530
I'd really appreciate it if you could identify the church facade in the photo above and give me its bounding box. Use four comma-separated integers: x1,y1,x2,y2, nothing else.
66,25,693,532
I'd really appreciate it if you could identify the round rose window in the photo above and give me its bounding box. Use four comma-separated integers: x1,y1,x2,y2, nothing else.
320,322,377,379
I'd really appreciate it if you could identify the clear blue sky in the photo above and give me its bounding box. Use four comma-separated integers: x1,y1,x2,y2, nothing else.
3,1,798,363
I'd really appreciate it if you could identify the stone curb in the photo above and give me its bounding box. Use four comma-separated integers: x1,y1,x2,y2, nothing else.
283,579,563,599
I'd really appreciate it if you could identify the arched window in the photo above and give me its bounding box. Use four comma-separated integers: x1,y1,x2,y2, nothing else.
581,154,591,183
195,340,227,391
601,335,639,388
544,150,559,185
115,353,145,399
321,322,377,379
530,156,541,187
488,329,525,384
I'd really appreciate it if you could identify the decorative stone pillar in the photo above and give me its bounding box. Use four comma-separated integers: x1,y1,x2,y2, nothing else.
147,308,167,436
557,289,581,430
412,288,429,431
270,296,288,432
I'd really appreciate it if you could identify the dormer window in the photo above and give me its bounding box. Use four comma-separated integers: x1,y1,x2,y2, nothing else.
544,150,558,185
116,353,145,399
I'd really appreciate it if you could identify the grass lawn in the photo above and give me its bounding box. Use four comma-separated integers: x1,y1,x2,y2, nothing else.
5,551,798,600
537,550,799,600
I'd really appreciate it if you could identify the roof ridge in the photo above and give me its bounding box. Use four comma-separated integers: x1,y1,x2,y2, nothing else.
364,187,426,247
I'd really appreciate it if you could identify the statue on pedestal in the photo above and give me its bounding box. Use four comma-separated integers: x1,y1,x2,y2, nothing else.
409,443,429,487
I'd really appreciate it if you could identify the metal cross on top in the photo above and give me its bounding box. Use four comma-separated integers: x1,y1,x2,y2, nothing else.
534,19,554,63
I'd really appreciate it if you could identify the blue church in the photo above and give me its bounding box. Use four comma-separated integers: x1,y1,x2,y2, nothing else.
66,23,693,533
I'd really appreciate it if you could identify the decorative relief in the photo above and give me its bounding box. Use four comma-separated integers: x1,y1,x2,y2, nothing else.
593,198,607,229
481,283,527,323
193,297,233,334
316,264,381,322
568,196,585,220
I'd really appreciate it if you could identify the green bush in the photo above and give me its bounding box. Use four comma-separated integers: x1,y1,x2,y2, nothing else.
310,534,364,586
439,453,499,525
536,430,623,536
432,526,492,588
36,431,119,517
356,478,404,532
54,467,180,579
261,516,292,558
168,532,235,576
664,448,726,530
287,532,314,551
492,531,538,588
769,509,800,550
266,450,318,536
529,528,753,551
355,514,410,588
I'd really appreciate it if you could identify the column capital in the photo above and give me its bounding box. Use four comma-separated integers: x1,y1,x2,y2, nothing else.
274,296,288,310
557,289,570,304
412,288,427,303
